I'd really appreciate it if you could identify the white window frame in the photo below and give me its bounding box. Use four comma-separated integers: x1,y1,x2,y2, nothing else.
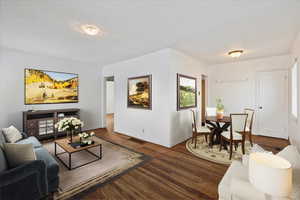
291,58,298,119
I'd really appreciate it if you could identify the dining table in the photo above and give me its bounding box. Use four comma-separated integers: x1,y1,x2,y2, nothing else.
205,116,231,147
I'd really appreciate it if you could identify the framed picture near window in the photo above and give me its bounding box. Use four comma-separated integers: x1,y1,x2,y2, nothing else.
177,73,197,110
127,75,152,110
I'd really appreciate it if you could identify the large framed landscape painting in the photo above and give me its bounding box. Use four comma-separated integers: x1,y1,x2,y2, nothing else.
127,75,152,110
177,74,197,110
25,69,79,104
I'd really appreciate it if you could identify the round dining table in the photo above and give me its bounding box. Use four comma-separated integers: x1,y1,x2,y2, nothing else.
205,116,231,147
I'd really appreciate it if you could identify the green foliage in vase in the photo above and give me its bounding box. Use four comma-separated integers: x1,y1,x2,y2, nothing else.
216,98,224,112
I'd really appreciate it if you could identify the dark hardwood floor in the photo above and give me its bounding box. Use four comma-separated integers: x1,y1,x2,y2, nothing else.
81,114,289,200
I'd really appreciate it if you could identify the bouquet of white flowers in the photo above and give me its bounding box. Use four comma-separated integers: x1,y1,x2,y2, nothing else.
78,132,95,145
55,117,84,143
55,117,83,132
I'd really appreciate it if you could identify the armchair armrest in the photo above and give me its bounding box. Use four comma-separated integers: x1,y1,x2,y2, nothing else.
230,178,266,200
0,160,48,200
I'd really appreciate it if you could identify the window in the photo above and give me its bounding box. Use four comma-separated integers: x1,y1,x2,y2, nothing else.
292,58,298,118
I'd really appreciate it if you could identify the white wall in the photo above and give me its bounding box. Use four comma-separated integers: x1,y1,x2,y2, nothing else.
0,47,101,131
101,48,208,147
168,49,208,146
289,32,300,151
208,55,292,134
106,81,114,114
102,49,172,147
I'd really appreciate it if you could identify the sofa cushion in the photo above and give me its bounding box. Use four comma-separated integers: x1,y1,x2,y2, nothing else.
16,136,42,148
3,143,36,168
35,147,59,182
2,125,23,143
0,146,8,172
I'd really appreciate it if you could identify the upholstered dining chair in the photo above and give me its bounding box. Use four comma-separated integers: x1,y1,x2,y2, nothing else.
219,113,248,160
244,108,255,146
191,110,212,148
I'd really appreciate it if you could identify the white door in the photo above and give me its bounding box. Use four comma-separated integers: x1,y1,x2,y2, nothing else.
256,70,288,139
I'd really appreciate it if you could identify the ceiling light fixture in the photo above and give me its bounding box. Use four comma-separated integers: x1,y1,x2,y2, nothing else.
228,50,244,58
80,24,100,36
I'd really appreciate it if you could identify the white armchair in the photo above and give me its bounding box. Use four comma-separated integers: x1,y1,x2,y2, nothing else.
218,145,300,200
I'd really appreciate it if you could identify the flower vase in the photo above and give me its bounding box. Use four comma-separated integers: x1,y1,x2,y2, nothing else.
69,130,74,144
216,110,224,119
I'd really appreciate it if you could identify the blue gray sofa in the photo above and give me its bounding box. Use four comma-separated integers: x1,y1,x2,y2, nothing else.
0,131,59,200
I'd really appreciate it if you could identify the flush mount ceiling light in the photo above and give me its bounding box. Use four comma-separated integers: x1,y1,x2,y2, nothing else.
80,24,100,36
228,50,244,58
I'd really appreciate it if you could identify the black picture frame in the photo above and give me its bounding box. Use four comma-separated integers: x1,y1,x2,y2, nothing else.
177,73,197,111
24,68,79,105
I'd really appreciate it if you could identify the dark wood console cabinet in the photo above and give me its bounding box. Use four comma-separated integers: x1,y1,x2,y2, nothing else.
23,108,80,140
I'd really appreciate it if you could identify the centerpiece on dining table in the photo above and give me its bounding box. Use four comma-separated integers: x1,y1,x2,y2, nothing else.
216,98,225,119
55,117,83,144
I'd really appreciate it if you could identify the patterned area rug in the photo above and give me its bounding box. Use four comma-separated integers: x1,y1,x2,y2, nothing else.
43,136,150,200
186,135,252,165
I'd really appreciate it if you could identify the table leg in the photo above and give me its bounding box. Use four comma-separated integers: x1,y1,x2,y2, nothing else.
209,132,213,147
69,153,72,170
220,123,231,150
100,144,102,159
206,120,217,148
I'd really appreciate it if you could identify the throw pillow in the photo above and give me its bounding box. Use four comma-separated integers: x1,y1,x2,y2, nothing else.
2,125,23,143
3,143,36,168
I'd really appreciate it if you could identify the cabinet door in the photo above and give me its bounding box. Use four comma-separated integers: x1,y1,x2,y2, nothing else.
27,120,39,136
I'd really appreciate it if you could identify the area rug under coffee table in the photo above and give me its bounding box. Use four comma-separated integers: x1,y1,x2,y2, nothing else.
186,135,252,165
43,136,150,200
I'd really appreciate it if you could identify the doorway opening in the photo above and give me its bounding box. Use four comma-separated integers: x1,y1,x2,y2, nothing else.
201,75,208,126
105,76,114,133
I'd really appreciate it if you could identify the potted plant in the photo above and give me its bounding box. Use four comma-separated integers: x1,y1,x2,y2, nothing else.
216,98,224,119
55,117,84,143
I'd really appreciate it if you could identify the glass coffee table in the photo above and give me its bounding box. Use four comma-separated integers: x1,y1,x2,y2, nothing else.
54,137,102,170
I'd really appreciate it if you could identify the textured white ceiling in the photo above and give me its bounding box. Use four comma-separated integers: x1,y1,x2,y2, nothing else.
1,0,300,65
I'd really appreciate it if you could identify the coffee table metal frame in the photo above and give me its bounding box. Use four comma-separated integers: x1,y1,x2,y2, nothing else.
54,141,102,170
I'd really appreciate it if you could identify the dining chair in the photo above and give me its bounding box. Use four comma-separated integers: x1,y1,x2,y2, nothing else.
191,110,212,148
219,113,248,160
244,108,255,147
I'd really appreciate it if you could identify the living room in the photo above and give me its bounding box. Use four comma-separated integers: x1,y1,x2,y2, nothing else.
1,1,300,200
